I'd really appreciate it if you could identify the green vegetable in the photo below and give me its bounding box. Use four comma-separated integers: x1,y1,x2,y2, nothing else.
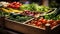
44,12,60,20
20,3,50,12
8,14,32,22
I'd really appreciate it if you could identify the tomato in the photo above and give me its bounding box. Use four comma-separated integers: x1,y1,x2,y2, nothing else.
14,4,18,6
36,22,42,26
16,2,20,5
38,19,42,22
16,5,20,7
42,19,47,24
14,6,17,9
38,18,44,22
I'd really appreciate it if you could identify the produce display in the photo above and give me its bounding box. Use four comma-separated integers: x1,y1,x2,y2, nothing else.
7,13,33,23
0,1,60,30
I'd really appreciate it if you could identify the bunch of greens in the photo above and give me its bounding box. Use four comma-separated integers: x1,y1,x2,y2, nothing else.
44,13,60,20
8,14,32,22
36,6,50,12
20,3,50,12
20,3,37,11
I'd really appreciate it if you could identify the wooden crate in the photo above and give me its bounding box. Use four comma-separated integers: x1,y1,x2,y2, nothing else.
5,18,47,34
4,17,60,34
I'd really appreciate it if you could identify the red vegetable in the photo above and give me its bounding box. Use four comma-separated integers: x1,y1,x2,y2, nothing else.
42,19,47,24
36,22,42,26
8,2,22,9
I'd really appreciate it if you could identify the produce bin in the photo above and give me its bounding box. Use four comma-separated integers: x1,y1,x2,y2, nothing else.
5,17,60,34
5,18,46,34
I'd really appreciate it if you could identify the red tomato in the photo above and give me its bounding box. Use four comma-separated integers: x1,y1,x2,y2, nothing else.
16,2,20,5
16,5,20,7
39,18,42,21
14,4,18,6
42,19,47,24
38,18,44,22
36,22,42,26
14,6,17,9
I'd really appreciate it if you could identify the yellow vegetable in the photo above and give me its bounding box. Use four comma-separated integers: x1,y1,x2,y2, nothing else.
8,8,23,13
1,8,11,13
1,8,23,13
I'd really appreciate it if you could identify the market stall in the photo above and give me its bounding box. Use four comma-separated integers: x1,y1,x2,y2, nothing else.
0,1,60,34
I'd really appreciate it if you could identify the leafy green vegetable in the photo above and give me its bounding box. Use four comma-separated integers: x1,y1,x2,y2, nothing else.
8,14,32,22
20,3,50,12
44,13,60,20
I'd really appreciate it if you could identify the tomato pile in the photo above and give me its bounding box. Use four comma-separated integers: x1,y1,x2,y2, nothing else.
27,17,60,28
8,2,22,9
